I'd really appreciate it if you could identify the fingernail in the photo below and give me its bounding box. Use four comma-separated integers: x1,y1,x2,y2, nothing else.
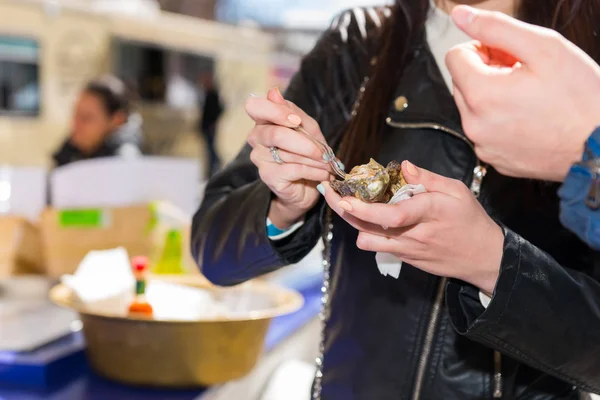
452,5,478,26
288,114,302,126
339,200,353,212
404,160,419,177
316,183,325,196
275,87,283,99
337,160,345,171
323,153,331,162
467,9,477,24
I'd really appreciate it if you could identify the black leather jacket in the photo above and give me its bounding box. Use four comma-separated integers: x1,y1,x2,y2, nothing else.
192,7,600,400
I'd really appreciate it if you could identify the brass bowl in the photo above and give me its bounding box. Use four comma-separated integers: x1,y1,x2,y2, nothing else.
49,275,303,388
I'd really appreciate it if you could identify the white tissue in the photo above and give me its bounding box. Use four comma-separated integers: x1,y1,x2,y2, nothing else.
146,281,229,320
375,252,403,278
376,184,427,279
387,184,426,205
61,247,135,313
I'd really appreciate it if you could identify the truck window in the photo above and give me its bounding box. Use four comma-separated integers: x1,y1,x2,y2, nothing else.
0,36,40,116
113,39,214,109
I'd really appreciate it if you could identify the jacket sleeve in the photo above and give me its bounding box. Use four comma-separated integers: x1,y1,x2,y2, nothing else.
446,226,600,393
191,9,378,286
558,127,600,251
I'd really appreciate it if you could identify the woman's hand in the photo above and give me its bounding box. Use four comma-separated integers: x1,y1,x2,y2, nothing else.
246,88,333,229
321,161,504,295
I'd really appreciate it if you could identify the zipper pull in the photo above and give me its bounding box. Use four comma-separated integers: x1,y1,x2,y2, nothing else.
493,351,503,398
586,173,600,210
470,164,488,198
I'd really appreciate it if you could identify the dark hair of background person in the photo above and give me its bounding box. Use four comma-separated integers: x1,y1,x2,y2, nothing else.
339,0,600,169
83,75,133,118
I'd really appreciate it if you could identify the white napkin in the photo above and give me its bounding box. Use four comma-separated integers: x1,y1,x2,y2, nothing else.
387,184,427,205
376,252,403,279
61,247,135,314
260,360,317,400
376,184,427,279
146,281,228,320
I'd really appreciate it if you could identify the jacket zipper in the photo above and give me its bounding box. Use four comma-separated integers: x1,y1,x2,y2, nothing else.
385,118,501,400
385,119,487,197
494,350,503,398
411,276,447,400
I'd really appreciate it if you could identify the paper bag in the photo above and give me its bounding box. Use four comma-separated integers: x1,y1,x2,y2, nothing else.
0,217,43,277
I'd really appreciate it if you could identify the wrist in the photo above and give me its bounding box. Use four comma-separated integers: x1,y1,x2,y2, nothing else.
554,125,600,181
468,223,504,296
554,145,587,181
268,198,307,230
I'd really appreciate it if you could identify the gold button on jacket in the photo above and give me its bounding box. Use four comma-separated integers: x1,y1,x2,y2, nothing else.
394,95,408,111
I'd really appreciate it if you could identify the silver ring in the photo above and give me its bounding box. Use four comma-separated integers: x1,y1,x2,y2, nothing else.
269,146,284,164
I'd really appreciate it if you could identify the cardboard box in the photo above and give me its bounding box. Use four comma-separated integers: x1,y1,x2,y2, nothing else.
40,205,154,278
39,204,200,279
0,217,44,277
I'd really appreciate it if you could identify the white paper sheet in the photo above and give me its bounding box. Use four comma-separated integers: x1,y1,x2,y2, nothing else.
0,165,47,221
0,303,77,352
375,184,427,279
50,157,203,215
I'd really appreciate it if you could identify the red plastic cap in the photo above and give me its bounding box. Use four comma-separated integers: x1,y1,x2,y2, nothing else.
131,256,149,272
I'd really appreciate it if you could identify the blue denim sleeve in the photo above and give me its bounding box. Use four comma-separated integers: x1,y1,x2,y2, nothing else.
558,127,600,250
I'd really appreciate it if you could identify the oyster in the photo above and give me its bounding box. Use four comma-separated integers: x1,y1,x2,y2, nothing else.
330,158,407,203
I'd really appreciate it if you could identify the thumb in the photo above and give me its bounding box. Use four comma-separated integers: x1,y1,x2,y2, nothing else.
267,87,287,105
402,161,465,199
451,5,550,68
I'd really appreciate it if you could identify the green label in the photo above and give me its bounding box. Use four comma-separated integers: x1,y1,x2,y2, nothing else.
58,209,106,228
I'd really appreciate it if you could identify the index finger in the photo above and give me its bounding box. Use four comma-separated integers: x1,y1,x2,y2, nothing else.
321,182,389,233
267,87,324,141
445,43,489,97
254,125,327,162
245,97,302,128
283,100,325,142
451,5,557,68
446,44,517,108
336,192,432,229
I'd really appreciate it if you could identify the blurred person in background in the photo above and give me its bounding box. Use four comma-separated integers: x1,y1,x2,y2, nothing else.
197,72,224,178
53,75,144,167
193,1,600,400
0,79,9,110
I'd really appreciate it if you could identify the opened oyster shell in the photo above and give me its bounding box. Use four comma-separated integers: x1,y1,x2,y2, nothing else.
330,159,407,203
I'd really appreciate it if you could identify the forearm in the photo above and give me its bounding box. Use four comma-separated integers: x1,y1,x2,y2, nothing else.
192,179,280,286
192,176,325,286
446,227,600,393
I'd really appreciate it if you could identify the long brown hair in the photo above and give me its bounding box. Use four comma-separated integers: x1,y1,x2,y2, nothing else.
339,0,600,169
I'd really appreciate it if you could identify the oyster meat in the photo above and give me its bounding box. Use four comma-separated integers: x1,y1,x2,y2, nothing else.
330,158,407,203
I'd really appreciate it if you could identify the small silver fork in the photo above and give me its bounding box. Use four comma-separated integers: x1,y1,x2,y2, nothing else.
295,125,346,179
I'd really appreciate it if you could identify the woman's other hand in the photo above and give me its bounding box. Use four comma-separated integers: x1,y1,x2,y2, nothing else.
321,161,504,295
246,88,333,229
446,6,600,182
